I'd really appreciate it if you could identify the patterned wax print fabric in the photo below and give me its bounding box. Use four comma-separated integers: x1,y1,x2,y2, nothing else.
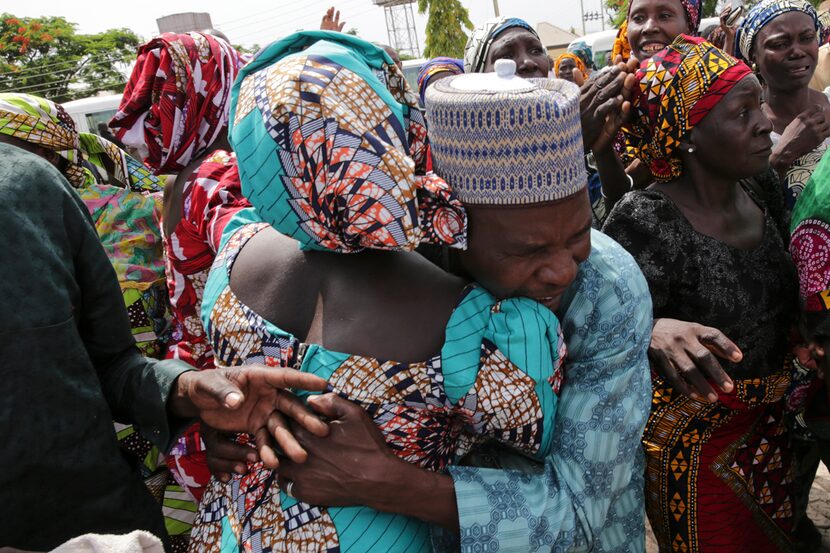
567,40,596,70
0,93,90,187
790,148,830,313
611,0,702,62
229,31,467,253
417,56,464,105
736,0,820,60
430,230,653,553
630,35,752,181
190,212,566,552
554,52,586,77
603,179,800,552
161,149,250,506
463,17,540,74
110,32,241,175
78,132,162,193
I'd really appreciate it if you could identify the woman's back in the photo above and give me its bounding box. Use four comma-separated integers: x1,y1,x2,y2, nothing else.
230,222,467,363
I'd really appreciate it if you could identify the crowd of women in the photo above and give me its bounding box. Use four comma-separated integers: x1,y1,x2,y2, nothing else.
5,0,830,551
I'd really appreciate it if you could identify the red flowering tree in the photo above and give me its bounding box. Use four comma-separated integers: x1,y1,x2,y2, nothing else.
0,13,140,101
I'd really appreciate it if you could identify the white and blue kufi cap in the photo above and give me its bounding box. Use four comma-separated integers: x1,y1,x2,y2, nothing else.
425,60,586,206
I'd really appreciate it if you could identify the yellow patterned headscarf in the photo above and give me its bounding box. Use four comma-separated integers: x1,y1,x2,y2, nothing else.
0,93,91,187
631,35,752,181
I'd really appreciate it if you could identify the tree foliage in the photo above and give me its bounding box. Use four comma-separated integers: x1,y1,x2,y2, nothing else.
418,0,473,59
0,13,141,102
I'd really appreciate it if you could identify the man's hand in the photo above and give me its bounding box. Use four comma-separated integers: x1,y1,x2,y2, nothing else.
171,366,329,467
650,318,739,402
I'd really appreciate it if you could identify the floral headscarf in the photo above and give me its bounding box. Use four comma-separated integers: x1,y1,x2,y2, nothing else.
630,35,752,181
110,32,241,175
417,57,464,105
554,53,586,77
464,17,539,74
612,0,702,62
790,153,830,313
735,0,819,61
230,31,467,253
0,93,90,187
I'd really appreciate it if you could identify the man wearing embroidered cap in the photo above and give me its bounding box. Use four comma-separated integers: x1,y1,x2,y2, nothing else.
275,54,653,552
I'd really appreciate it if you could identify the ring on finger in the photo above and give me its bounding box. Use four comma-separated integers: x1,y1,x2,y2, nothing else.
285,480,295,498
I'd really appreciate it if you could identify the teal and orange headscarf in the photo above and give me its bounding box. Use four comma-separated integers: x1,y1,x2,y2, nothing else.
230,31,467,253
630,35,752,181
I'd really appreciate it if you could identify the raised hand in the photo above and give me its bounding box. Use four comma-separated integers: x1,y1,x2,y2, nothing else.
320,7,345,32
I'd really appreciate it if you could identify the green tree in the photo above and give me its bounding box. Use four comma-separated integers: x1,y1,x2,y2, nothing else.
0,13,141,102
418,0,473,59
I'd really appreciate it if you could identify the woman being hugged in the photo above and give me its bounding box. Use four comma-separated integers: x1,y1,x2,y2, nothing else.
603,36,801,552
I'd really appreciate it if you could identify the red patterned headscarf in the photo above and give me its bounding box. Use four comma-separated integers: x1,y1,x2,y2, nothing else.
630,35,752,181
110,32,241,175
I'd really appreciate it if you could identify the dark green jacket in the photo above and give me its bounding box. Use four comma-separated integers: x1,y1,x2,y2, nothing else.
0,143,190,549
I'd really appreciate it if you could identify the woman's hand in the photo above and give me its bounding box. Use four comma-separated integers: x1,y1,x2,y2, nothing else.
579,56,639,153
718,5,739,41
171,366,329,467
771,105,830,175
202,424,257,482
649,319,739,402
320,7,345,32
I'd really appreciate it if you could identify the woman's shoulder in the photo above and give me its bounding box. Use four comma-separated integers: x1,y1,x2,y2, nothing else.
603,189,683,240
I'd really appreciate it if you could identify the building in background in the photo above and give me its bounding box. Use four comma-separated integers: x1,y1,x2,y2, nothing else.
537,22,580,59
157,12,213,34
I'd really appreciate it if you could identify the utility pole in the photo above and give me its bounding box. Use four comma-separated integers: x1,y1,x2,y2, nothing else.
493,0,500,17
580,0,586,34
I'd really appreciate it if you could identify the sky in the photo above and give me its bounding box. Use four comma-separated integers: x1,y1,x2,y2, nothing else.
9,0,614,52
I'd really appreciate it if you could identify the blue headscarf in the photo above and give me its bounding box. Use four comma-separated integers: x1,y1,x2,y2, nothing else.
736,0,820,60
463,17,539,74
416,57,464,105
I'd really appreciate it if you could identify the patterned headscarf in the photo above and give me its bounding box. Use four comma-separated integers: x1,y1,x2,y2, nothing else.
567,40,596,70
0,93,90,187
790,154,830,313
78,132,162,193
230,30,467,253
611,0,702,62
631,35,752,181
417,57,464,105
110,32,241,175
736,0,820,61
464,17,540,74
555,53,587,78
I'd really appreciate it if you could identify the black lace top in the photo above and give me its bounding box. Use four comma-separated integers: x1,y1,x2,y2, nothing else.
602,180,798,379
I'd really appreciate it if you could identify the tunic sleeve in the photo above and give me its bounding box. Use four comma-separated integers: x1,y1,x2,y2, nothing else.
65,176,193,451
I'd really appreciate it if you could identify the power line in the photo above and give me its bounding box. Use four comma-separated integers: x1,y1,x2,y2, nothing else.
230,5,378,45
216,0,366,33
1,57,128,84
0,51,127,78
3,60,129,93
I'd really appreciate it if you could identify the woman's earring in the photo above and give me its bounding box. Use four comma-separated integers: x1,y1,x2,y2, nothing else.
752,62,758,73
687,146,695,153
